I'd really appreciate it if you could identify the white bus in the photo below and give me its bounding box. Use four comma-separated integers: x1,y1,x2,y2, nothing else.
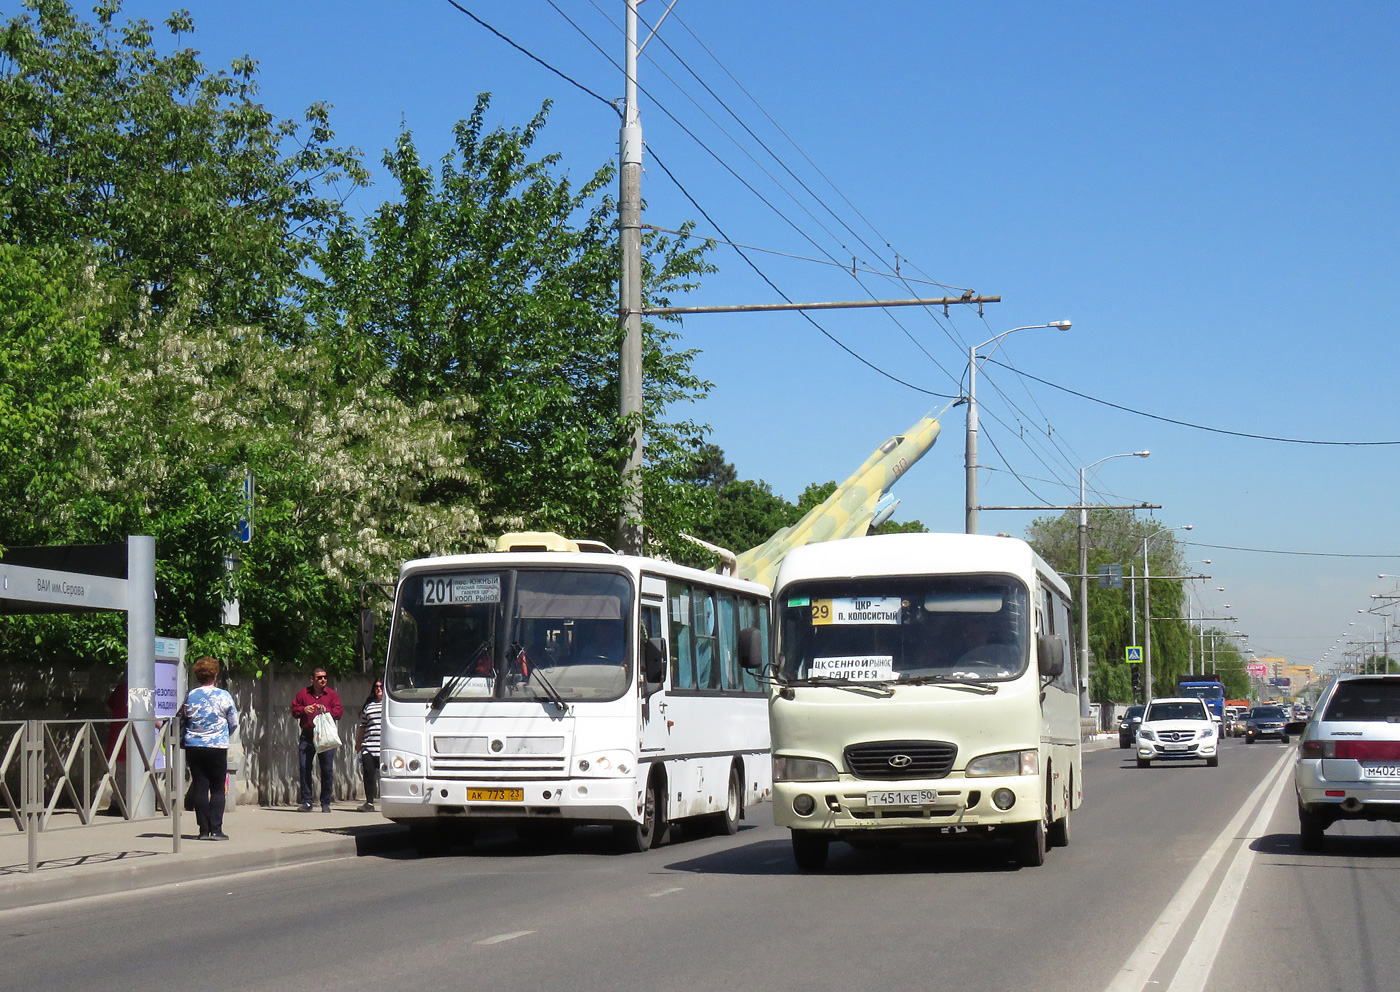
379,532,773,854
761,533,1082,869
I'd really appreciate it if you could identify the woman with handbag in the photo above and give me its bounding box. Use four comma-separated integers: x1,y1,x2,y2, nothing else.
290,667,343,812
181,656,239,841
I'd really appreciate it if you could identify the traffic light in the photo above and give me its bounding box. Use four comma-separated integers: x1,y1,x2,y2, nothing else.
1131,665,1143,697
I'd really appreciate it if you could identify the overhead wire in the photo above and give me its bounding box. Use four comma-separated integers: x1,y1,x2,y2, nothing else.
987,359,1400,446
575,0,968,389
443,0,954,398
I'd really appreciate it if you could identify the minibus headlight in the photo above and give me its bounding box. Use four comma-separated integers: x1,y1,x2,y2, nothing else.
965,749,1038,778
774,756,838,782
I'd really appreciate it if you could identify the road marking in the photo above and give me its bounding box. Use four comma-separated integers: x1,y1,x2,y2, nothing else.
1166,764,1291,992
475,930,535,945
647,886,683,898
1102,750,1293,992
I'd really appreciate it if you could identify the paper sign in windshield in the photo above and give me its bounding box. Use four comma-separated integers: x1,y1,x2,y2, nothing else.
811,597,902,626
811,656,895,681
423,573,501,605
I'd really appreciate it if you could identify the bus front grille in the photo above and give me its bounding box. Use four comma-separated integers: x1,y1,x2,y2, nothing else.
844,740,957,780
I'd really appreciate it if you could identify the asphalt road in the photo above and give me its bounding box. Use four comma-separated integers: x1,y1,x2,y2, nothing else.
4,738,1397,992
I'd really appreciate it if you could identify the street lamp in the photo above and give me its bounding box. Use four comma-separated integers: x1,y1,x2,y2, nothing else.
1076,450,1150,718
1143,524,1192,702
965,321,1072,534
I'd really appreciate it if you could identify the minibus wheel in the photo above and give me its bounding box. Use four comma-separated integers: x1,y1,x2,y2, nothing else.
1048,775,1071,848
1014,818,1046,868
791,830,829,871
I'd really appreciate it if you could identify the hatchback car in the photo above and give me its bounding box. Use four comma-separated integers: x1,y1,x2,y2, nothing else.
1118,704,1146,748
1244,705,1290,744
1136,697,1219,768
1295,674,1400,851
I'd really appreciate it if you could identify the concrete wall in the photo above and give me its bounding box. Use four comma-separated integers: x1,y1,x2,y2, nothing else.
226,673,378,807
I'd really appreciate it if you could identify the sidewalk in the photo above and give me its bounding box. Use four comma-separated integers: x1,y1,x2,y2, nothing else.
0,804,411,912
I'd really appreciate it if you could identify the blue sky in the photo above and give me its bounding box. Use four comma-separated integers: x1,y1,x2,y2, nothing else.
109,0,1400,674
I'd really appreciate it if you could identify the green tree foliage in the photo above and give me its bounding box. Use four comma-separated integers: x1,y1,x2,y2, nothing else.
0,3,466,674
309,95,716,554
1026,509,1192,704
0,245,104,547
0,0,367,330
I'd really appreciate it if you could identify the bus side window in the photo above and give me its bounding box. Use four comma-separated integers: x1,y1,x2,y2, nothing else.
669,583,695,689
718,594,738,692
694,588,719,689
739,597,764,693
641,603,664,687
1051,591,1076,688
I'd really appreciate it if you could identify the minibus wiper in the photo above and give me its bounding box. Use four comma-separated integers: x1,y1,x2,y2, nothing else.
898,676,999,695
787,676,896,698
430,640,493,711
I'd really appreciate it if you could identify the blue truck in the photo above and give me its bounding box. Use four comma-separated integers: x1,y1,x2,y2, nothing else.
1177,675,1226,722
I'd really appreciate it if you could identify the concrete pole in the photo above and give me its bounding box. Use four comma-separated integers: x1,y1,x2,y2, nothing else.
965,343,978,535
1077,469,1090,718
616,0,645,555
126,535,156,817
1143,537,1153,705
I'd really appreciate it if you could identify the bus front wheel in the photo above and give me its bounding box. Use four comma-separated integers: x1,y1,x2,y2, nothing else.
791,830,829,871
1014,818,1046,868
614,775,662,853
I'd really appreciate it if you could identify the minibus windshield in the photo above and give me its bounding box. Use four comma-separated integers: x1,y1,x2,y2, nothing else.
777,574,1029,683
387,568,633,703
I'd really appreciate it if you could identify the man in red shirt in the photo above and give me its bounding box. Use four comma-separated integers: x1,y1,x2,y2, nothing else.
290,668,344,811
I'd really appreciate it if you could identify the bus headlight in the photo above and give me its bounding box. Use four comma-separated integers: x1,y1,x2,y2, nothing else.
965,749,1038,778
773,756,838,782
573,750,635,777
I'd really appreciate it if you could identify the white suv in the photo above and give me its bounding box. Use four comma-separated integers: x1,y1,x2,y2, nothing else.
1136,697,1220,768
1295,674,1400,852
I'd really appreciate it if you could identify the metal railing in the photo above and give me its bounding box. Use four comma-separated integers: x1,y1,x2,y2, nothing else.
0,718,183,872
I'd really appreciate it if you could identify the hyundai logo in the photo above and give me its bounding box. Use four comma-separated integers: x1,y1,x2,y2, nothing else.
888,754,913,768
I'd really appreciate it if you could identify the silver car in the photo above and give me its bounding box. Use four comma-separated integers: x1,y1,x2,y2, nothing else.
1294,674,1400,852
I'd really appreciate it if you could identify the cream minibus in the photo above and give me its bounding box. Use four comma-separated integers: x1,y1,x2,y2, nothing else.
758,532,1082,869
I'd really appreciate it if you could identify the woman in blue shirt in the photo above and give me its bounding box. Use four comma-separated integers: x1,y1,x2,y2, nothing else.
181,656,239,841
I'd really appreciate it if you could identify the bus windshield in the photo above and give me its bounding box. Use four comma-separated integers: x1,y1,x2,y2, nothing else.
777,574,1029,683
387,567,633,703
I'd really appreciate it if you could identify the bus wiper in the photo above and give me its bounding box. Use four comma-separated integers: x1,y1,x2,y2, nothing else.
898,676,999,695
785,676,895,698
430,640,493,711
513,643,568,712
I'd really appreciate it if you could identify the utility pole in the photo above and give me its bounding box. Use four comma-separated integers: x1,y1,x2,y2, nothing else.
617,0,644,554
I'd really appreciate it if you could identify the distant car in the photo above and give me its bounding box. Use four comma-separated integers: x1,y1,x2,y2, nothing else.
1136,697,1219,768
1244,705,1290,744
1295,674,1400,852
1118,704,1146,748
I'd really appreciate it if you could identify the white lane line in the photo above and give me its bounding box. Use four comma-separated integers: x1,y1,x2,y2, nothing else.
1166,764,1292,992
475,930,535,945
647,886,684,898
1102,750,1293,992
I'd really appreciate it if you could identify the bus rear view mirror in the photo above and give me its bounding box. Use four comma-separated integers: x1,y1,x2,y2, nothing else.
738,626,762,670
644,636,667,685
1037,634,1066,679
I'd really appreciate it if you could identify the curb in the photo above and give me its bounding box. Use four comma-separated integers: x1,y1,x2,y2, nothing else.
0,825,412,912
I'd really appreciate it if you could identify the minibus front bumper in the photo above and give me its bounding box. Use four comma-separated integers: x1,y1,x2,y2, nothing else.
772,775,1044,838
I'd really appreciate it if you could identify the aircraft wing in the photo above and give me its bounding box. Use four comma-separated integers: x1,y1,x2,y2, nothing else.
732,414,941,587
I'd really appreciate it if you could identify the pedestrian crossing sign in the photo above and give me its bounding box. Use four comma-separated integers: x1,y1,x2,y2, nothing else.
1126,646,1143,663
